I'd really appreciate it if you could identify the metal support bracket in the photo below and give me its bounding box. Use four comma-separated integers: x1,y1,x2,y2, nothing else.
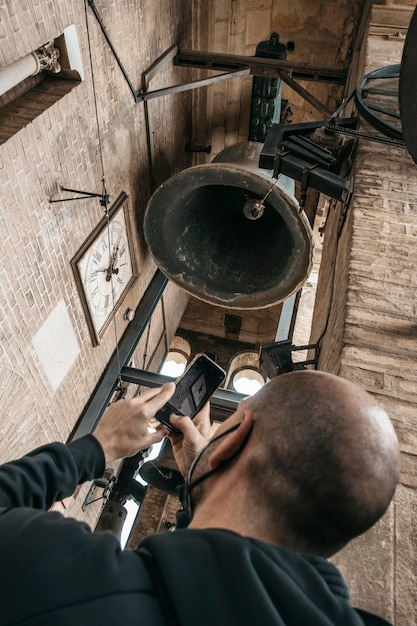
49,186,110,208
87,0,347,111
261,119,357,169
138,44,250,101
264,119,357,203
272,148,351,203
259,339,319,380
300,163,318,208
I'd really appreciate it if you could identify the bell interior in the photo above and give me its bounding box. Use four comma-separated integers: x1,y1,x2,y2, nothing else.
161,184,297,296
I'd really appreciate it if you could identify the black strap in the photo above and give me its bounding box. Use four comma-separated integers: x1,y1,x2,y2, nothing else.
139,546,181,626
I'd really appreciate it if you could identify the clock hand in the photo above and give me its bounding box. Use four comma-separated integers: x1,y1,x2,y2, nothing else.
90,267,118,276
90,257,119,281
106,265,119,282
106,246,120,282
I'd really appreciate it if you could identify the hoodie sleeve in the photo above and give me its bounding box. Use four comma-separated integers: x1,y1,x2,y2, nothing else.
0,438,163,626
0,434,106,511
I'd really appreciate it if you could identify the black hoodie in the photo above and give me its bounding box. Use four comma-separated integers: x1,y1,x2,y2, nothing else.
0,436,391,626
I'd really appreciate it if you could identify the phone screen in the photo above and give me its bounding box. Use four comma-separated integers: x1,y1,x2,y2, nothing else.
155,354,226,434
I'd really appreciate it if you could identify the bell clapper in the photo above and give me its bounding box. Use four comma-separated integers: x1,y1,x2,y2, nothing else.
242,177,277,220
243,198,265,220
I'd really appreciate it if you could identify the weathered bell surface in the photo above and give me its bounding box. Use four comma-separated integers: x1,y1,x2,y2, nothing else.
144,141,314,309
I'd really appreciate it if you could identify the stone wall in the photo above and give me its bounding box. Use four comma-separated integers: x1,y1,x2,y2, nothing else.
2,3,416,621
310,31,417,625
191,0,365,160
0,0,192,525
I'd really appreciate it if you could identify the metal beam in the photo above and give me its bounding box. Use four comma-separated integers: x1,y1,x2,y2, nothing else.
259,119,357,170
174,50,347,84
142,44,179,86
137,68,250,102
72,270,168,440
120,366,248,421
275,294,297,342
87,0,139,101
277,71,332,117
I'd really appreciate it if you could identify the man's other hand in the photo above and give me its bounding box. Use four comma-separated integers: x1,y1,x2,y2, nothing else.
94,383,175,463
168,404,211,476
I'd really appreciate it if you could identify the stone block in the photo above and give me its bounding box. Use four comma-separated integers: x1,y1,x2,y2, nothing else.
212,19,230,54
394,485,417,626
245,10,272,46
332,504,395,623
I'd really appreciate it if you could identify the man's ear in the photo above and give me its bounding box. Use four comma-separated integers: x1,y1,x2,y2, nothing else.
208,410,254,470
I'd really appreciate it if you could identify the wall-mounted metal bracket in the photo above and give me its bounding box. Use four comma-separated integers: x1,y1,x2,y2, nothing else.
49,186,110,208
259,339,319,380
138,44,251,102
261,119,357,203
138,49,343,114
87,0,347,113
82,468,116,511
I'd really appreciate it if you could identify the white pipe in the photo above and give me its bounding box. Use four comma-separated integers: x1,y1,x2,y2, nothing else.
0,52,41,97
64,25,84,81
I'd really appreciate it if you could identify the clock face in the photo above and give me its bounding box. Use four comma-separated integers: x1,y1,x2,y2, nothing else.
84,217,131,316
72,193,137,345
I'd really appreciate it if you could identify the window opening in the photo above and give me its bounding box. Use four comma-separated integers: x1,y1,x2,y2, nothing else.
160,350,188,378
232,368,265,396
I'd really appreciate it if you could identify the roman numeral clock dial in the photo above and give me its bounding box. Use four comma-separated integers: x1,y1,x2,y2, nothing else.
87,221,128,313
71,192,137,346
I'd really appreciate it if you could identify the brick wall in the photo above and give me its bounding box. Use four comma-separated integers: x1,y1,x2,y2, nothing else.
310,31,417,625
127,486,179,548
2,4,416,621
0,0,192,526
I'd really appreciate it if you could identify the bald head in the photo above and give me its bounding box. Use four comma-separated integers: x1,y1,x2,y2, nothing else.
243,370,400,556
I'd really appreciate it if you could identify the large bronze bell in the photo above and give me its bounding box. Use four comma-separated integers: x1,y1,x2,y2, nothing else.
144,141,314,309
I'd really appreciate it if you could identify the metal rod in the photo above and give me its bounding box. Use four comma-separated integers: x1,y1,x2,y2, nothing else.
50,196,97,203
278,71,332,116
49,188,106,203
275,294,297,342
364,102,400,119
60,187,103,197
71,269,168,439
141,45,181,191
175,50,347,84
87,0,139,101
137,68,250,102
143,44,178,86
120,366,248,416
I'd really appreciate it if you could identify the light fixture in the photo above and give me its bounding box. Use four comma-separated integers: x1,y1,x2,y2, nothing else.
124,308,135,322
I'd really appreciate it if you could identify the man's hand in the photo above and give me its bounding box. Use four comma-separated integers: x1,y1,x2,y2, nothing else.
168,403,211,476
94,383,175,463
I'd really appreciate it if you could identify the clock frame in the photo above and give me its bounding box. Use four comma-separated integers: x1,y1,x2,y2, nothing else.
71,191,137,346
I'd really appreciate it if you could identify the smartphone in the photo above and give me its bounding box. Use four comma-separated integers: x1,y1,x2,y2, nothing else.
155,353,226,434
